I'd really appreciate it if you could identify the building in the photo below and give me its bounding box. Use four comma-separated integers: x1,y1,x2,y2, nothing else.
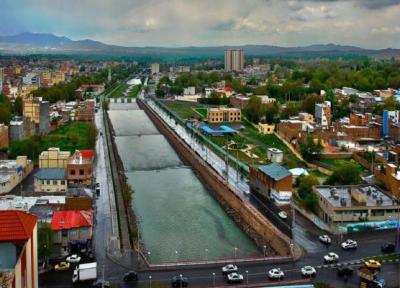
0,67,3,92
23,97,50,134
183,87,196,96
314,185,400,231
257,123,275,134
0,123,8,149
315,101,332,128
66,150,95,187
207,107,241,123
150,63,160,74
33,169,67,193
76,100,95,122
249,163,293,205
374,163,400,198
0,157,33,195
225,49,244,72
51,210,93,255
39,148,71,169
267,148,283,163
0,210,38,288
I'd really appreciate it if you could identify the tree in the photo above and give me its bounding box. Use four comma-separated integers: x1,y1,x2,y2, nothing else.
301,94,324,115
102,100,109,111
243,95,263,123
38,223,54,264
264,104,279,124
296,175,320,213
155,89,165,98
87,123,97,149
14,96,23,116
0,94,12,124
300,135,323,162
325,160,361,185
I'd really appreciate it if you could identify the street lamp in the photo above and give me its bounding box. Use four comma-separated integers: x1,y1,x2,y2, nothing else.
263,245,267,258
175,250,179,262
149,275,152,288
246,270,249,285
180,274,183,288
212,272,216,287
234,247,238,260
205,248,209,262
290,243,294,258
147,251,151,263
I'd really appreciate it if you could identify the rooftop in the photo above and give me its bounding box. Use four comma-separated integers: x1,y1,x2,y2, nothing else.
0,210,37,242
34,168,66,180
258,163,291,181
51,210,92,230
315,185,397,208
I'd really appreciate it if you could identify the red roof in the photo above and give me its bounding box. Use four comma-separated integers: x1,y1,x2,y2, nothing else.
0,210,37,242
80,150,95,159
224,87,234,92
51,210,93,230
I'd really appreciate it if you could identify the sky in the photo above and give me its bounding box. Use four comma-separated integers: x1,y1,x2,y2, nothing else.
1,0,400,48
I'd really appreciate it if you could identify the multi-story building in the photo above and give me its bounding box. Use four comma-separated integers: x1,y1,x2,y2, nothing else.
51,210,93,255
0,157,33,195
374,163,400,198
75,100,95,122
224,49,244,72
66,150,95,187
150,63,160,74
0,123,9,149
315,101,332,128
207,107,241,123
314,185,400,232
0,67,3,92
0,210,38,288
249,163,293,205
23,97,50,134
39,148,71,169
33,169,67,193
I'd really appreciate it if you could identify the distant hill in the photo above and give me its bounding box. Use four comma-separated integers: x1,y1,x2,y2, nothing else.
0,32,399,58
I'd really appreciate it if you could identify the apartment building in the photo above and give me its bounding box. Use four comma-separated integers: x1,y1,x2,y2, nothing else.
0,157,33,195
23,97,50,134
224,49,244,72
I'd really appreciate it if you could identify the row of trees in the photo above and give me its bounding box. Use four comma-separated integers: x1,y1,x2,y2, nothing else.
0,94,22,124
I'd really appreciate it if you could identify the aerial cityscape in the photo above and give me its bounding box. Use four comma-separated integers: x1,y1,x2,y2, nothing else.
0,1,400,288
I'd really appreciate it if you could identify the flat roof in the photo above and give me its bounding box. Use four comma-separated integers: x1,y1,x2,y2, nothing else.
315,185,396,208
258,163,291,181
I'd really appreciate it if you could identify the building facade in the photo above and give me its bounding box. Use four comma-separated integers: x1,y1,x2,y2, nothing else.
0,123,8,149
207,107,241,123
224,49,244,72
66,150,95,187
39,148,71,169
33,169,67,193
0,157,33,195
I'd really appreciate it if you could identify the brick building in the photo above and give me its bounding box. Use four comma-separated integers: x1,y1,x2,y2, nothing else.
76,100,95,122
66,150,95,187
0,123,8,149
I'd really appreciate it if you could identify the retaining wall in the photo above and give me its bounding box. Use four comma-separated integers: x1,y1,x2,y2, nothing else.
138,99,291,257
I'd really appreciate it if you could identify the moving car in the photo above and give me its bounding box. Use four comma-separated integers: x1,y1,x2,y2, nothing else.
364,259,381,270
92,280,110,288
222,264,238,274
268,268,284,280
319,235,331,244
54,262,70,272
171,275,188,287
324,252,339,263
124,271,138,282
301,266,316,277
278,211,288,220
66,254,81,263
337,266,354,277
341,239,358,250
381,242,395,254
227,273,244,284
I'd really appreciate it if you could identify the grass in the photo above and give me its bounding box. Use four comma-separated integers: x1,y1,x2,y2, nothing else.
319,158,364,171
127,84,141,98
109,83,127,98
163,101,205,120
194,107,208,118
366,254,400,262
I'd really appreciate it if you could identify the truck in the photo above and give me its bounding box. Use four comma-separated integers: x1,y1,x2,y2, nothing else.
72,262,97,283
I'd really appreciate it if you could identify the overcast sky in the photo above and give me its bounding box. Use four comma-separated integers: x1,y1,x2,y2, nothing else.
1,0,400,48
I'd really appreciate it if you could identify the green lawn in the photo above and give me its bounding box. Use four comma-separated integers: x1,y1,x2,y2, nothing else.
127,84,141,98
194,107,208,118
319,158,364,171
9,122,95,162
163,101,205,120
109,83,127,98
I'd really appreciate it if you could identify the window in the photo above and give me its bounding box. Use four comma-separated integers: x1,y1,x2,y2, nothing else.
47,180,50,185
53,180,57,185
79,169,84,175
70,169,76,175
70,229,77,237
61,180,65,185
62,230,67,237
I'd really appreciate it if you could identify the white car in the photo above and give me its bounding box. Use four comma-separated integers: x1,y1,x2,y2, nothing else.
268,268,284,280
278,211,288,220
66,254,81,263
227,273,244,284
301,266,316,277
319,235,331,244
341,239,358,250
324,252,339,263
222,264,238,274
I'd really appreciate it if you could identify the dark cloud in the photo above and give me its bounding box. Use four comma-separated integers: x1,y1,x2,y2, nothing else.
298,0,400,9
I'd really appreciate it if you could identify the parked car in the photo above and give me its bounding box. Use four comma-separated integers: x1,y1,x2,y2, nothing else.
171,275,188,287
301,266,316,277
337,266,354,277
324,252,339,263
381,242,396,254
319,235,331,245
341,239,358,250
222,264,238,274
124,270,138,282
364,259,381,270
54,262,70,272
268,268,284,280
92,280,110,288
278,211,288,220
66,254,81,263
227,273,244,284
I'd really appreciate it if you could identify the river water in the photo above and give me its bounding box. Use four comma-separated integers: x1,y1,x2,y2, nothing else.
109,101,259,263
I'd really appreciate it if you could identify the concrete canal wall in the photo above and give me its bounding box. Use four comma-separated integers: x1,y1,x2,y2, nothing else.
137,99,292,257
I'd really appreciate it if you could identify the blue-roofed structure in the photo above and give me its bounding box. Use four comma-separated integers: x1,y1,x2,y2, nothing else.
258,163,291,181
34,169,66,180
201,125,236,136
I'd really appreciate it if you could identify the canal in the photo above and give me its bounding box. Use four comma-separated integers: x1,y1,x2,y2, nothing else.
108,101,260,263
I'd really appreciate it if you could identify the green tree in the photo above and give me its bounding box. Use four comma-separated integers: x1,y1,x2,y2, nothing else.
301,94,324,115
264,104,279,124
325,160,361,185
38,223,54,263
300,135,323,162
243,95,263,123
296,175,320,213
0,94,12,124
13,96,23,116
87,123,97,149
102,100,109,111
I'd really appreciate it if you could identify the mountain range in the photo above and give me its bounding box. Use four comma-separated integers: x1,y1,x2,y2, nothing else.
0,32,399,58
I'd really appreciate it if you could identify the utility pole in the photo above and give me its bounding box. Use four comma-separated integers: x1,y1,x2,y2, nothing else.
102,265,105,288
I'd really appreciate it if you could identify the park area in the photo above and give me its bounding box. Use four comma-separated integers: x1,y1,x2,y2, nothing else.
163,101,207,120
109,83,128,98
9,122,97,162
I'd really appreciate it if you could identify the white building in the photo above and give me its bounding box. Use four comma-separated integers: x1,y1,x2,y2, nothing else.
267,148,283,163
183,87,196,96
315,101,332,128
224,49,244,72
150,63,160,74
